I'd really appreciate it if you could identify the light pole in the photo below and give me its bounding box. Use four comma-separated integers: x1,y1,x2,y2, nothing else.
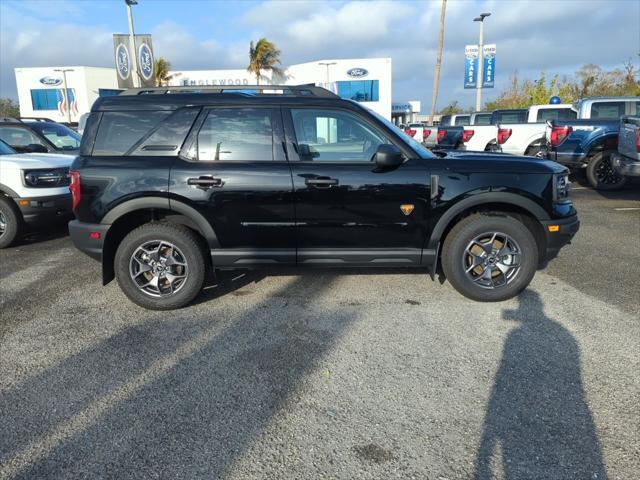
474,12,491,112
53,68,74,124
430,0,447,124
318,62,337,87
125,0,140,87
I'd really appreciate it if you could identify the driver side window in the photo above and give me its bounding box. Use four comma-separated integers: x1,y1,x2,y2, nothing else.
291,109,387,162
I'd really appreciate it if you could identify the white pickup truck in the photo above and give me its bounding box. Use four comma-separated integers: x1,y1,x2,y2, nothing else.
462,109,529,152
495,104,576,156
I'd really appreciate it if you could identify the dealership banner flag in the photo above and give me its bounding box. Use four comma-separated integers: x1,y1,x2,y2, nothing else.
482,44,496,88
113,34,155,88
464,45,478,89
134,34,155,88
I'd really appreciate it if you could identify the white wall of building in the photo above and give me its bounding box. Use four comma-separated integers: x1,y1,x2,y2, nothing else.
14,66,118,123
170,57,392,118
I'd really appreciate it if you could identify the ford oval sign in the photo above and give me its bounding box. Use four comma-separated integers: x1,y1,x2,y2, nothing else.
115,44,131,80
39,76,62,86
138,43,154,81
347,68,368,78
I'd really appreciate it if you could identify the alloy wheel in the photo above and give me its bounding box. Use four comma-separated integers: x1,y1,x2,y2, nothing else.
129,240,189,297
595,156,623,185
0,211,6,238
463,231,522,289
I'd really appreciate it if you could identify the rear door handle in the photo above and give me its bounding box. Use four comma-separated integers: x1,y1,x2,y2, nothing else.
187,176,223,190
305,177,339,188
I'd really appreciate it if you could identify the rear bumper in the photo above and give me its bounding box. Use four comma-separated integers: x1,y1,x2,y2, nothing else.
611,152,640,177
541,214,580,261
68,220,109,261
17,193,72,226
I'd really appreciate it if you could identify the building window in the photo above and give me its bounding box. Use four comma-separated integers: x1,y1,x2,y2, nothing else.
98,89,123,97
336,80,379,102
30,88,74,111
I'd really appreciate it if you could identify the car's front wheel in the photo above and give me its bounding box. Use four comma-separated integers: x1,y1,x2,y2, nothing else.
0,196,23,249
114,223,207,310
442,214,538,302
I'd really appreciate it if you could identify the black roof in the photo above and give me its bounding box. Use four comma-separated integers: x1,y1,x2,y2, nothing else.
92,84,347,112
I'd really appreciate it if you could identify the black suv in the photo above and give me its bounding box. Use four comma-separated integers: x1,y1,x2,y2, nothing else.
69,85,579,310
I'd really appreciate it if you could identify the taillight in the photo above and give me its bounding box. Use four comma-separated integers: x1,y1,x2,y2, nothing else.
404,127,417,137
422,129,431,141
69,170,81,211
437,129,447,143
636,131,640,153
549,125,573,147
497,128,512,145
462,129,475,143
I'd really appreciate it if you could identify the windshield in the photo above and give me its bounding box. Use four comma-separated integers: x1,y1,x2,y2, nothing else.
365,107,436,159
0,140,17,155
28,122,81,150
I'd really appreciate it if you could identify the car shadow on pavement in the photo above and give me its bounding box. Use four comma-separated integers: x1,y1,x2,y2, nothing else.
0,274,359,479
474,290,607,480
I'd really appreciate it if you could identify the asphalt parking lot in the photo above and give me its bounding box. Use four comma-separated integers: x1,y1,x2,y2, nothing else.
1,182,639,480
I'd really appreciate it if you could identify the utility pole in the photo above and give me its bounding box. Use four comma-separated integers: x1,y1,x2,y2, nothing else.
430,0,447,124
54,68,74,124
318,62,337,87
125,0,140,87
474,12,491,112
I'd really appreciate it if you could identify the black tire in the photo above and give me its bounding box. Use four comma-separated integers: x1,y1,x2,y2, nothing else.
524,145,542,157
114,222,207,310
442,214,538,302
585,151,628,191
0,196,23,249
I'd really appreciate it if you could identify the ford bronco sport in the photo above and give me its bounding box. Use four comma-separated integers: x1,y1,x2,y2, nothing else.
68,85,579,310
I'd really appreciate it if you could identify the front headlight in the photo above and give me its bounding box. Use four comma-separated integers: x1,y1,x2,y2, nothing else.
553,173,571,203
23,168,70,188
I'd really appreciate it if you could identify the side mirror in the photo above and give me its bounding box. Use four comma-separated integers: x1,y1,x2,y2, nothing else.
374,144,403,168
25,144,48,153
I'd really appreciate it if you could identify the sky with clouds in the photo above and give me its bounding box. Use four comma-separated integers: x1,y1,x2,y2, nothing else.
1,0,638,109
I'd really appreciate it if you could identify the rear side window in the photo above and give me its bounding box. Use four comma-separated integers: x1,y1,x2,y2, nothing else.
439,115,451,126
196,108,273,161
92,111,171,156
454,115,470,126
590,102,625,119
536,108,577,122
632,102,640,115
494,111,527,124
473,114,491,125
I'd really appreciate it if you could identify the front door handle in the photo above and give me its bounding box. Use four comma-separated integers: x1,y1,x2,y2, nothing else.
187,175,223,190
305,177,339,188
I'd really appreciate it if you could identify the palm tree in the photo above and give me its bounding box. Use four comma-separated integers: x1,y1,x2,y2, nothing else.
154,57,174,87
247,38,285,85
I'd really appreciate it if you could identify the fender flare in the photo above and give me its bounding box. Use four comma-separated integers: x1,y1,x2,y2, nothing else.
0,182,20,198
584,133,618,158
427,192,549,250
101,196,219,248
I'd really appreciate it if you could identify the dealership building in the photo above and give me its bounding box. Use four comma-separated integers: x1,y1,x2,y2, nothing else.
14,58,402,123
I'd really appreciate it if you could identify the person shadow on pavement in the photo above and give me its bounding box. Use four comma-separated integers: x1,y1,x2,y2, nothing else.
474,290,607,480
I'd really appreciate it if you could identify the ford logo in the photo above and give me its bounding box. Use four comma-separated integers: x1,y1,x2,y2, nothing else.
115,44,131,80
347,68,368,78
138,43,154,81
39,76,62,86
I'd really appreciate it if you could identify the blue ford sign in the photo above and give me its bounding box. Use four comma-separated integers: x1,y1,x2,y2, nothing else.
39,76,62,86
115,44,131,81
347,68,368,78
138,43,154,81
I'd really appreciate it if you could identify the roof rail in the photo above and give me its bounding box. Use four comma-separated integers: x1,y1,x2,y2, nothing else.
119,84,338,98
0,117,21,123
19,116,55,122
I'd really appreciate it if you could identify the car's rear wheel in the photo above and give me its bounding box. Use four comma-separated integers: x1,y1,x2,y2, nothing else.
442,214,538,302
0,196,23,249
115,223,206,310
586,150,628,191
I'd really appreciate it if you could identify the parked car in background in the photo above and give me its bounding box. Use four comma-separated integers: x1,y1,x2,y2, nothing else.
0,139,73,248
495,104,576,157
435,125,464,149
611,116,640,180
439,114,471,126
0,117,81,155
462,109,528,152
68,84,578,309
544,97,640,189
403,123,432,145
